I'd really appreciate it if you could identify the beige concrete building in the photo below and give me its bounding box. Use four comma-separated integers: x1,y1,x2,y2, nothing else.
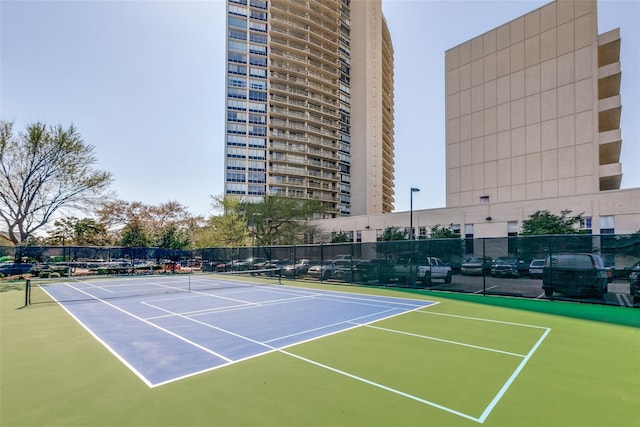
350,0,396,215
445,0,622,207
312,0,640,242
224,0,395,217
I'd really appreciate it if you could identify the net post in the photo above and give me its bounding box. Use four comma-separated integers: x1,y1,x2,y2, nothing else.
25,279,31,306
278,268,282,285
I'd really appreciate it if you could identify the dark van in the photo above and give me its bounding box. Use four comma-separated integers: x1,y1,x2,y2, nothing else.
542,253,608,298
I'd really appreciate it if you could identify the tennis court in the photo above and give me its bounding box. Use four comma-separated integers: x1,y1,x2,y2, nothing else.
32,274,552,423
3,278,638,426
37,275,438,387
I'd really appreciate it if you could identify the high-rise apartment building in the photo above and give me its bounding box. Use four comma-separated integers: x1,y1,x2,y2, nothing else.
445,0,622,207
224,0,395,217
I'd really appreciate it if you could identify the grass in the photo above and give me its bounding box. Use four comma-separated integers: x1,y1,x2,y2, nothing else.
1,280,639,426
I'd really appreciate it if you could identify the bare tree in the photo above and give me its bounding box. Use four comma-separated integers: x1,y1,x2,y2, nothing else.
0,121,112,244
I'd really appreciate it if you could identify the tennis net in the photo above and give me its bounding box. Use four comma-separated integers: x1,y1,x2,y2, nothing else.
25,267,282,305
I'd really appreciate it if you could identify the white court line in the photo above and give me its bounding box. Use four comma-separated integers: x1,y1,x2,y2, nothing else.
146,286,428,321
281,349,481,423
47,281,439,389
283,307,550,424
415,310,550,330
478,326,550,423
77,276,195,296
474,285,497,294
145,287,428,348
616,293,632,307
64,283,235,363
145,293,319,320
263,308,399,344
264,284,437,308
362,324,527,358
148,294,435,387
141,298,275,350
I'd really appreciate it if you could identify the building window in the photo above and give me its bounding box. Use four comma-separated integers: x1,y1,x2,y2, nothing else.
228,76,246,88
228,16,247,29
228,5,248,17
600,216,615,234
228,29,246,41
249,32,267,44
480,195,490,204
226,172,246,183
507,221,518,253
579,217,593,234
228,64,247,76
418,227,427,240
451,224,461,237
228,52,247,64
249,90,266,102
464,224,474,254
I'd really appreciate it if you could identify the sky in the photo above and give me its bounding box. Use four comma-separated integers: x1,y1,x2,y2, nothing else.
1,0,638,218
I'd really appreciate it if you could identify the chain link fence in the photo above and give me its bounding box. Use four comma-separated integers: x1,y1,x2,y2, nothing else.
2,233,638,307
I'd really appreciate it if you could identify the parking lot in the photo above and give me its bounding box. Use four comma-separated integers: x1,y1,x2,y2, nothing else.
302,272,636,308
411,274,634,307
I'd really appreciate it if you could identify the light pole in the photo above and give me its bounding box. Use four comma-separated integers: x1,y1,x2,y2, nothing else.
410,187,420,240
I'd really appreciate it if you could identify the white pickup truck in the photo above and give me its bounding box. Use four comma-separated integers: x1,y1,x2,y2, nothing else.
392,256,452,285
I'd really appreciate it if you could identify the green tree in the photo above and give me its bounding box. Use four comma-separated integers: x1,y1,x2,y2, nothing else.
521,210,584,235
46,216,111,246
331,231,351,243
237,195,324,246
198,195,250,247
380,226,405,241
152,224,191,250
430,224,457,239
120,219,151,247
0,121,113,244
97,200,203,248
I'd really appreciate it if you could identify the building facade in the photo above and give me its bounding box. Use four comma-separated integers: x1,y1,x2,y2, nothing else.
224,0,395,217
312,0,639,242
445,0,622,208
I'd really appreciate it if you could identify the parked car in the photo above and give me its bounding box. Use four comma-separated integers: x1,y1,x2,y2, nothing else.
282,259,312,278
29,263,69,278
491,257,525,278
461,257,492,276
542,253,608,298
333,261,362,282
528,259,545,279
215,260,241,272
0,262,34,278
629,262,640,304
353,259,394,283
308,260,351,281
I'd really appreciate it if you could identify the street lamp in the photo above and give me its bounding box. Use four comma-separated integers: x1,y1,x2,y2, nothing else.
410,187,420,240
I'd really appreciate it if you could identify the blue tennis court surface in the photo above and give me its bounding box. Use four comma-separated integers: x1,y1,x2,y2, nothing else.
41,277,437,387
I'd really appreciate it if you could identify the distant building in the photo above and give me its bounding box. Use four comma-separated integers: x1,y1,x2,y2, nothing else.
224,0,395,217
313,0,639,242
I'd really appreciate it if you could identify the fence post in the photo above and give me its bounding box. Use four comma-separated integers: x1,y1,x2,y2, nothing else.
482,238,486,295
25,279,30,306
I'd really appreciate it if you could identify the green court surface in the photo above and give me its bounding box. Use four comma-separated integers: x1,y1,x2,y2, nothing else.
1,280,639,427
